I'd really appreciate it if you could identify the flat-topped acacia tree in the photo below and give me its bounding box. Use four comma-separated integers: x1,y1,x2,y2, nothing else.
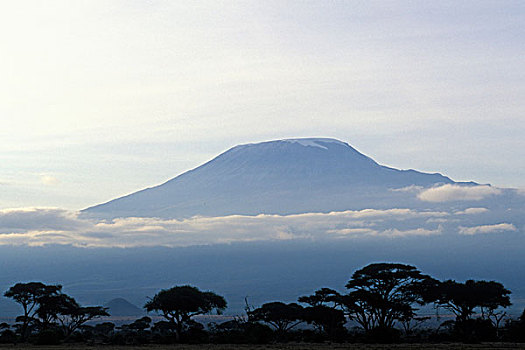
36,293,109,340
298,288,346,339
5,282,108,342
144,285,226,342
248,302,304,336
343,263,438,331
4,282,62,340
432,279,511,337
433,279,511,323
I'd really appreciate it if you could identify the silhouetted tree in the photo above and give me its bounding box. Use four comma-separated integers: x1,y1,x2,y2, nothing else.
399,314,431,336
298,288,341,308
36,294,75,329
303,306,346,339
37,292,108,340
81,322,115,344
343,263,437,331
117,317,152,344
433,280,511,323
299,288,345,339
61,307,109,340
249,302,304,337
0,323,16,344
144,285,226,342
209,319,273,344
4,282,62,340
125,316,152,332
433,279,510,340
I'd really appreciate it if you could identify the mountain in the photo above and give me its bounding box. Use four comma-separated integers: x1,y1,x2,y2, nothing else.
84,138,459,219
104,298,144,317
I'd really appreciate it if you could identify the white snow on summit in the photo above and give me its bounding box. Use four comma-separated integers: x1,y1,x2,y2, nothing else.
282,138,346,150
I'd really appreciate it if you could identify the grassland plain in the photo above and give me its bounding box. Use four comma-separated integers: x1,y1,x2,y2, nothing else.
2,344,525,350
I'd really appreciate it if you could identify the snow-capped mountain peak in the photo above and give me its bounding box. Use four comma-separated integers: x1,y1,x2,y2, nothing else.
83,138,454,219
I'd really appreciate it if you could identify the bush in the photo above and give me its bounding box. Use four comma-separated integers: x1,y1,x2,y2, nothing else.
181,321,208,344
210,321,273,344
0,329,16,344
364,326,401,343
34,329,63,345
454,319,496,343
503,319,525,342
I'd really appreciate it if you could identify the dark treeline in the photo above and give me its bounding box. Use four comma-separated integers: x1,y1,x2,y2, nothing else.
1,263,525,345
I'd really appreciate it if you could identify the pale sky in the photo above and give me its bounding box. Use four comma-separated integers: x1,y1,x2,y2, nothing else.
1,0,524,210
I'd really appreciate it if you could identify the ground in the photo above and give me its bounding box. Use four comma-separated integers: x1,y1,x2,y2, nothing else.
2,344,525,350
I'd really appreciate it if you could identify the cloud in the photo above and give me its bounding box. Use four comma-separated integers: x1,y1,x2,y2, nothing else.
418,184,501,202
321,208,448,219
1,206,519,247
327,228,379,236
459,223,517,235
40,175,60,186
327,226,442,238
454,208,489,215
390,185,424,193
426,218,452,223
0,207,453,247
381,226,443,238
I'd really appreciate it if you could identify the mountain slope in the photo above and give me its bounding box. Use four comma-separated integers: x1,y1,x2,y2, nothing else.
104,298,144,317
84,138,456,219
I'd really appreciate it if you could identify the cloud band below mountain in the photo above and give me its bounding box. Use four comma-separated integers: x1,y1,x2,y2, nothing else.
0,207,520,247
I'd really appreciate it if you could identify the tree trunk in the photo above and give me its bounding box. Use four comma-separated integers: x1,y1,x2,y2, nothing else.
175,322,182,342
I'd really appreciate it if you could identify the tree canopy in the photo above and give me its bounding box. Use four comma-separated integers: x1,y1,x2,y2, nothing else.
144,285,226,341
4,282,107,342
4,282,62,340
343,263,438,331
298,288,341,308
433,279,511,322
248,302,304,335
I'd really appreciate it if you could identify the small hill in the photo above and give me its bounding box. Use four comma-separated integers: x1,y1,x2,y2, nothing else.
104,298,144,317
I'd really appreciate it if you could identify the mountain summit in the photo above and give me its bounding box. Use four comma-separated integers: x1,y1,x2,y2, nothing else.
84,138,454,219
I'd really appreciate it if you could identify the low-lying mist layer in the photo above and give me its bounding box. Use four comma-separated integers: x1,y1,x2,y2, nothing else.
0,184,522,247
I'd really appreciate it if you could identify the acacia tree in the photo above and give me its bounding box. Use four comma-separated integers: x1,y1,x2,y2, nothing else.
298,288,341,308
24,289,107,341
433,279,511,327
35,294,74,329
37,294,108,339
343,263,438,331
144,285,226,342
398,313,431,336
298,288,346,338
4,282,62,340
248,302,304,337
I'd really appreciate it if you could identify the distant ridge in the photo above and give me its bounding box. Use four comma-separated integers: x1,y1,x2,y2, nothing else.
84,138,458,219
